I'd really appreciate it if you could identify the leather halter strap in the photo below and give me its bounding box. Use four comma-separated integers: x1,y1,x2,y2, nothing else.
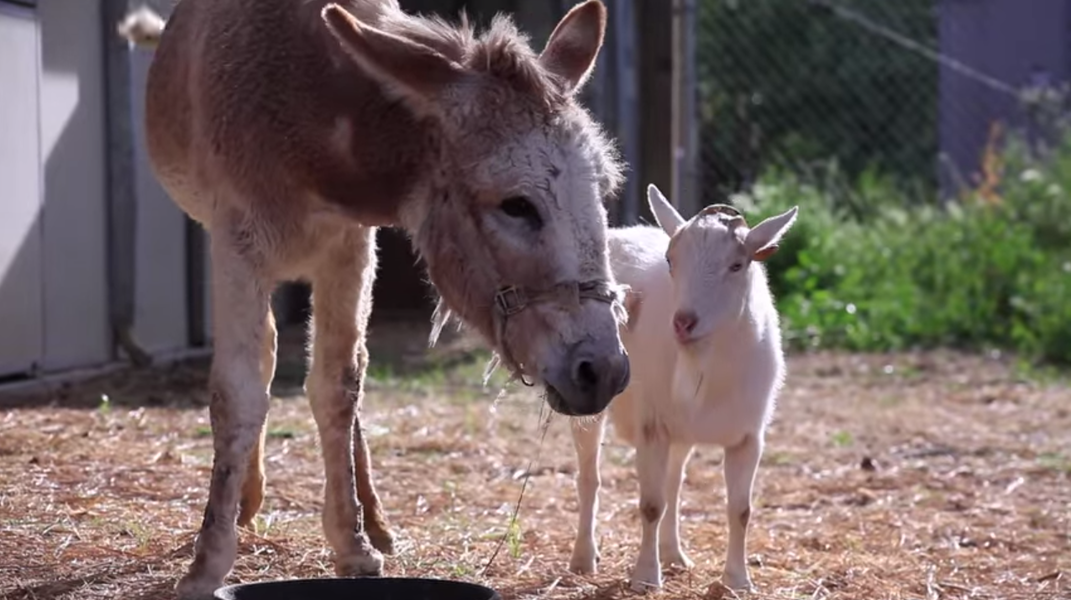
491,279,624,386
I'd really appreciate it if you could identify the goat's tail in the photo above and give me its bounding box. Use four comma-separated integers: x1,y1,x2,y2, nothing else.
116,5,167,49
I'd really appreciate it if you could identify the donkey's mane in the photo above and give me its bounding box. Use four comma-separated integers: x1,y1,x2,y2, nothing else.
383,6,625,198
387,10,566,109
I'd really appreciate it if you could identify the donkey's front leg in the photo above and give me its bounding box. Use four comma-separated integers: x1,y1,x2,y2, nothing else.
722,432,763,592
306,226,390,577
630,428,670,593
176,233,272,600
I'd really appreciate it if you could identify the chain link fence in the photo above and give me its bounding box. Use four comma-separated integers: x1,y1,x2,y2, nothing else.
694,0,939,205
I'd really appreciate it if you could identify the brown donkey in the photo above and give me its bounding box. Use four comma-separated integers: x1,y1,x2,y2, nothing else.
119,0,631,597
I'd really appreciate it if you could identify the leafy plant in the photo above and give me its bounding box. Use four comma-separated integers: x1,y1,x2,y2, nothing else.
734,123,1071,366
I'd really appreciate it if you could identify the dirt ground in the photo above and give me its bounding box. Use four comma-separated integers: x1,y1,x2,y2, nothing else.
0,318,1068,600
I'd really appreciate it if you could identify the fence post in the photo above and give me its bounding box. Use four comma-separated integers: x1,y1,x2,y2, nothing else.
612,0,641,225
101,0,154,365
636,0,674,223
671,0,700,217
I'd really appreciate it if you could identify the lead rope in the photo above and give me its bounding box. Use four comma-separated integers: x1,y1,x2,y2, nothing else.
479,279,627,576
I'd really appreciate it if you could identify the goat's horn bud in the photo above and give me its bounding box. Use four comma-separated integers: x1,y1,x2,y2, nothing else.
698,203,748,227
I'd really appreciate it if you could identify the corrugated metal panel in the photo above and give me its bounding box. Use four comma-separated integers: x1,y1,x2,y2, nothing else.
0,4,45,377
130,44,190,355
38,0,111,372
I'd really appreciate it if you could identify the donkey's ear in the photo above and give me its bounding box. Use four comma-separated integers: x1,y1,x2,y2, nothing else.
647,184,686,236
322,4,464,115
538,0,607,95
745,206,798,261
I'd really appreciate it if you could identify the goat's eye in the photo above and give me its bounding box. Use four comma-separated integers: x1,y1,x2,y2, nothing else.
729,262,744,273
500,196,543,229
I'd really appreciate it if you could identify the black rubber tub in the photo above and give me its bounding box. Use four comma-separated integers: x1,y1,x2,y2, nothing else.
214,577,501,600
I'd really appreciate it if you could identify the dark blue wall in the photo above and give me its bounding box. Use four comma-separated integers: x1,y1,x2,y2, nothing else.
939,0,1070,196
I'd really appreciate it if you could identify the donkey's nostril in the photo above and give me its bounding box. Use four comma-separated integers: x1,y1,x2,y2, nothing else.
673,310,698,337
575,359,599,392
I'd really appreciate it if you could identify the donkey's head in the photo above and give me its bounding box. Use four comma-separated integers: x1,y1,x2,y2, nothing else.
322,0,629,416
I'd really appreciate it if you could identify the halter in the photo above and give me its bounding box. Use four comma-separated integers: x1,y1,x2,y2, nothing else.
492,279,625,386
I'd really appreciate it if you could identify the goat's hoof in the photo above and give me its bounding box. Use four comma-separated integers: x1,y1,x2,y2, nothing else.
175,572,222,600
368,527,397,556
721,570,753,592
568,541,600,575
628,575,663,594
568,553,599,575
628,564,663,593
660,548,694,570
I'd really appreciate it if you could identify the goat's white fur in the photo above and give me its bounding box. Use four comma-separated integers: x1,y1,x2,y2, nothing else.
568,184,798,593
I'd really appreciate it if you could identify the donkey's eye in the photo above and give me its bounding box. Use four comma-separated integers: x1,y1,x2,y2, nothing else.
500,196,543,229
729,262,744,273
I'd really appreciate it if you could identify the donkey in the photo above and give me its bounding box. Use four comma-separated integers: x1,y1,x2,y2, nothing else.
120,0,631,597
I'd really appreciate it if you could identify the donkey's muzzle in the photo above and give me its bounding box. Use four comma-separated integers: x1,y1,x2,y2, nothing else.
545,342,630,416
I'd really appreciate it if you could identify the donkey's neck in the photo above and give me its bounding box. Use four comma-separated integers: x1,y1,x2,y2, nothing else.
191,0,447,227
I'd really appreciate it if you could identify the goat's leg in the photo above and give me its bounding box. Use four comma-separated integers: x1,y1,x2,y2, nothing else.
176,233,272,600
568,415,606,574
722,432,763,591
659,443,695,569
630,431,670,592
238,309,277,529
305,226,388,577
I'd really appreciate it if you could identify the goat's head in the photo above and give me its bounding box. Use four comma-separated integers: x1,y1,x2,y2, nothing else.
322,1,629,416
646,184,798,347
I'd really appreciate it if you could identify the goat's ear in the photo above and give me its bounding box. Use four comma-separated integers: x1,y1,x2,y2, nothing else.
745,206,798,261
647,184,686,236
539,0,607,95
322,4,464,117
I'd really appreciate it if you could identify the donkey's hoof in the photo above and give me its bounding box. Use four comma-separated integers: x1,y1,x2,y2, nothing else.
368,527,397,556
175,572,222,600
335,545,384,577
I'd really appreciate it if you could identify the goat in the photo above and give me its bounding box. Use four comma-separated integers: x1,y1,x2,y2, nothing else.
568,183,798,593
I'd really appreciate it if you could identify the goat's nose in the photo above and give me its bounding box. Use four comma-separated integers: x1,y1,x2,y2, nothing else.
572,348,630,413
673,310,698,340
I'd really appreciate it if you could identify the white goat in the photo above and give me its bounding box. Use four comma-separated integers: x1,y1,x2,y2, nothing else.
568,184,798,593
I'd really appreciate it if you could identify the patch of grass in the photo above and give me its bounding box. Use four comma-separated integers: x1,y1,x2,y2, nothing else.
877,395,903,408
267,428,296,440
96,394,111,415
764,451,795,466
1036,452,1071,473
506,518,523,560
830,430,854,448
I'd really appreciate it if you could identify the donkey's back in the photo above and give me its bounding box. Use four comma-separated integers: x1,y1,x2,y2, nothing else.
145,0,426,229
